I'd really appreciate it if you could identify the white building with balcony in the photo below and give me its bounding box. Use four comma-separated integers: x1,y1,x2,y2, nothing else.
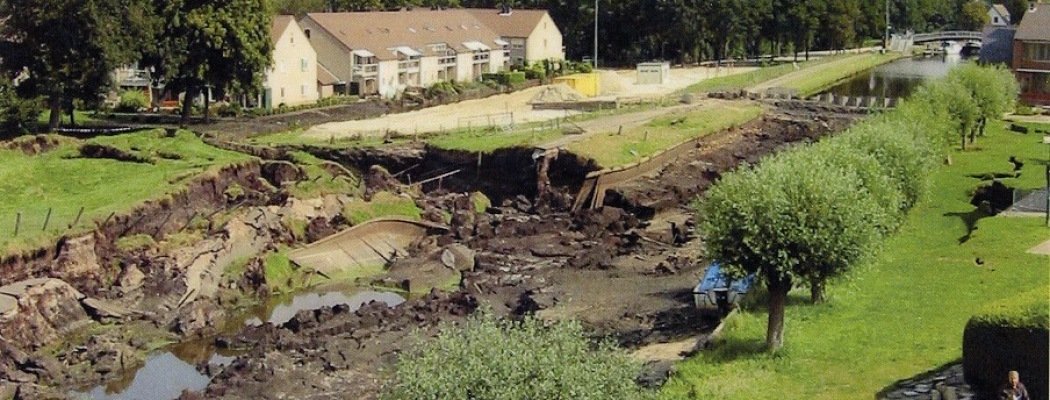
300,9,509,98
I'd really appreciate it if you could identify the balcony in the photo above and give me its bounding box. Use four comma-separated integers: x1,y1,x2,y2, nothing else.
353,63,379,78
439,56,456,66
117,69,151,87
472,52,490,63
398,60,420,71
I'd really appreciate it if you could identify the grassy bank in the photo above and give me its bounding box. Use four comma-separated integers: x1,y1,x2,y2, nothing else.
0,130,248,253
683,58,832,94
763,52,903,96
660,121,1050,399
567,102,763,168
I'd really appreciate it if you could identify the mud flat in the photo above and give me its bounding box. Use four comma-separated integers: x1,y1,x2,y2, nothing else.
191,103,861,399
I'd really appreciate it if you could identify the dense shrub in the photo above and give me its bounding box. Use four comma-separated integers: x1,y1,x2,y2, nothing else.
115,90,150,112
0,79,41,136
381,312,652,400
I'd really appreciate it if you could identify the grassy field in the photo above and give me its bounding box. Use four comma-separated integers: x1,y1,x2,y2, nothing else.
567,102,764,168
682,59,831,94
764,52,903,96
660,121,1050,399
0,130,248,253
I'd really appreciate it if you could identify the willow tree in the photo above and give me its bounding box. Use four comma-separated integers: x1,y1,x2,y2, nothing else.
698,150,882,350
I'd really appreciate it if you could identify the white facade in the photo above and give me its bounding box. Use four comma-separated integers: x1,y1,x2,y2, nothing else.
264,18,320,109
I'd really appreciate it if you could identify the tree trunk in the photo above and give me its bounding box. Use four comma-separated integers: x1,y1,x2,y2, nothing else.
810,278,825,304
766,277,791,351
961,133,967,151
180,86,197,128
204,88,211,124
48,96,62,132
68,104,75,126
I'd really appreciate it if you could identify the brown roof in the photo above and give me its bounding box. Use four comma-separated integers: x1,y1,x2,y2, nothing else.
465,8,550,38
272,15,295,44
1016,4,1050,41
317,63,341,85
303,10,503,61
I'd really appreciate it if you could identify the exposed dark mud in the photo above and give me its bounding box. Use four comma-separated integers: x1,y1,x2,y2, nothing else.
187,104,859,399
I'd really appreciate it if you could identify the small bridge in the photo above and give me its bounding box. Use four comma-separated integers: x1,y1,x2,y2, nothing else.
911,31,982,44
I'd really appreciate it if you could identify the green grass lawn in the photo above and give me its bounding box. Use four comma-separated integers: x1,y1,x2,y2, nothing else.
37,110,100,126
567,102,764,168
682,60,825,95
0,129,248,254
770,52,903,96
660,121,1050,399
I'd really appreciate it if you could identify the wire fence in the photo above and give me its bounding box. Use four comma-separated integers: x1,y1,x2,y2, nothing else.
0,206,95,241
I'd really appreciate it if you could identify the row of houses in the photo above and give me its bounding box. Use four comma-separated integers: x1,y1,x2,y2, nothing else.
113,8,565,110
981,3,1050,105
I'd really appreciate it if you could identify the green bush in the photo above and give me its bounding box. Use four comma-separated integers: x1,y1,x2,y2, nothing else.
116,90,150,112
969,288,1050,330
0,80,41,136
381,311,653,400
216,102,243,117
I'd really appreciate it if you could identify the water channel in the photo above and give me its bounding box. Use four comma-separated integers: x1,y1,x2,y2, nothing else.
821,54,968,99
73,287,405,400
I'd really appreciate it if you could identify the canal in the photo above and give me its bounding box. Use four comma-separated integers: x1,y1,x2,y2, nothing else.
821,55,968,99
73,287,405,400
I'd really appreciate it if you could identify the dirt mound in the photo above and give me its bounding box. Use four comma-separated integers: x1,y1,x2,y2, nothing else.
530,84,586,103
78,143,153,163
5,135,62,155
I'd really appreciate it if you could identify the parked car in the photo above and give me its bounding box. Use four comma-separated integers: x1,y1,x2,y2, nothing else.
693,261,754,316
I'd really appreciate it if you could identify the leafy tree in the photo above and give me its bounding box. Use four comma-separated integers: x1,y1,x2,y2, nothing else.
381,312,652,400
948,63,1019,141
270,0,329,15
146,0,273,127
834,118,937,210
912,79,980,150
699,150,882,349
958,1,990,30
1004,0,1029,24
0,0,154,131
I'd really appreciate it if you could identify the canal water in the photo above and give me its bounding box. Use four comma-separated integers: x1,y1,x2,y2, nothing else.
73,288,405,400
821,55,967,99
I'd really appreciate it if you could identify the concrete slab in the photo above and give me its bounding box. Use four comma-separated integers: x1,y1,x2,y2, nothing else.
1027,239,1050,255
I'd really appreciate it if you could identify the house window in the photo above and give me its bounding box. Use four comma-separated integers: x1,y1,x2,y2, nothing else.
1027,43,1050,62
280,88,285,98
304,29,311,39
993,16,1000,24
290,35,294,44
301,84,306,95
301,59,308,72
544,39,548,49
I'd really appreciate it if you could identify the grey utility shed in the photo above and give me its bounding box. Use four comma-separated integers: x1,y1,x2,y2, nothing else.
636,62,670,85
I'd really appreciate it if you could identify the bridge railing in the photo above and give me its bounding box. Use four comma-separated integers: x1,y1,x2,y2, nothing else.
912,31,982,42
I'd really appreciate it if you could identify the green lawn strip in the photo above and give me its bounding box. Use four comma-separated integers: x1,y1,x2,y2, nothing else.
37,110,100,125
660,121,1050,400
285,150,362,199
0,129,248,254
777,52,903,96
682,57,840,94
568,102,763,168
426,128,564,152
342,191,422,225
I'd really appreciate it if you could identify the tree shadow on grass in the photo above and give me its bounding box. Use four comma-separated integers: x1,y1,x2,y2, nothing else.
966,172,1018,181
943,209,991,244
701,335,770,364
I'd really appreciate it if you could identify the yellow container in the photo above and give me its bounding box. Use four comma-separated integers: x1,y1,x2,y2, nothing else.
553,73,600,97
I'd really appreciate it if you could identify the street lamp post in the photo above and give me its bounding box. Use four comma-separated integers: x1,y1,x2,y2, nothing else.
594,0,599,69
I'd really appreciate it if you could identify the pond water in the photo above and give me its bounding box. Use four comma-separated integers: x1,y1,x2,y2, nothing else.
821,55,967,99
73,289,405,400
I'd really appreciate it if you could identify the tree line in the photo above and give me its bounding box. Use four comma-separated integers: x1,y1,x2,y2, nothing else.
698,63,1019,351
0,0,273,131
276,0,1029,65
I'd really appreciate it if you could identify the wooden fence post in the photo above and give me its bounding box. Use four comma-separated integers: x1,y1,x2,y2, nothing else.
14,212,21,237
42,208,52,231
69,206,85,229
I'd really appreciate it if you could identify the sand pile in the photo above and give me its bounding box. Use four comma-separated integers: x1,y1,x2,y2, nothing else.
530,84,587,103
598,70,628,96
